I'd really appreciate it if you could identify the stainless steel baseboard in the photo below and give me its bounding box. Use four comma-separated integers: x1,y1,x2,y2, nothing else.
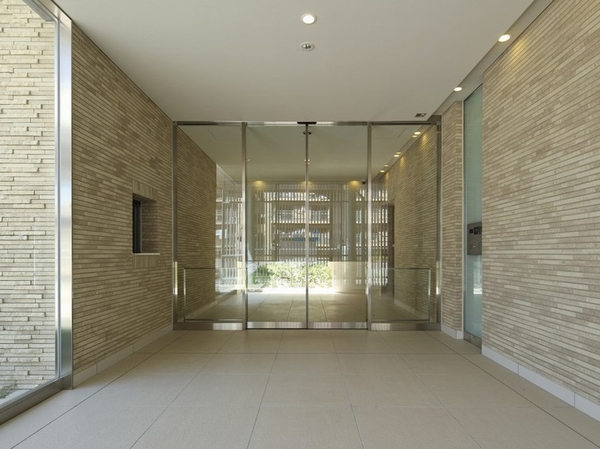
0,377,67,426
370,322,441,331
174,321,244,331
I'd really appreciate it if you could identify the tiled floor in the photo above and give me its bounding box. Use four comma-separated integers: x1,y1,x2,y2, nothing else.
2,330,600,449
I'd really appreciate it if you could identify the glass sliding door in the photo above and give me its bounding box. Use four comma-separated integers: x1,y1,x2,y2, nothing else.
172,121,441,330
246,126,307,327
307,126,368,327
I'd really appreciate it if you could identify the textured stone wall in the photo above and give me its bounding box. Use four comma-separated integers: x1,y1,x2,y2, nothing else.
71,26,173,375
0,0,55,389
482,0,600,406
441,102,464,333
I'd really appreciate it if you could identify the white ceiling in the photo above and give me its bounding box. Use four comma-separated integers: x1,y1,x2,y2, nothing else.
53,0,540,122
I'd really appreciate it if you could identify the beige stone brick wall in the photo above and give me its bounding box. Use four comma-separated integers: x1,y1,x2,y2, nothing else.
176,129,216,320
482,0,600,405
441,102,464,333
388,125,438,321
71,26,173,375
0,0,55,389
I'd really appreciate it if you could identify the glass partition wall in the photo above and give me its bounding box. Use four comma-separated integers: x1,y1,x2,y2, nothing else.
173,122,440,330
1,0,72,425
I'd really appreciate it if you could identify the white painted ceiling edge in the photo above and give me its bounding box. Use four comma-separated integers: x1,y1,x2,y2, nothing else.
51,0,553,180
52,0,552,122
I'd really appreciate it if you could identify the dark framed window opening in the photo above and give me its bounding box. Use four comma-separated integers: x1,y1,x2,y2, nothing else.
133,198,143,253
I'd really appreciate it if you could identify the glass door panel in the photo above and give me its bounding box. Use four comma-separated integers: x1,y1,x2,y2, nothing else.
176,125,244,324
246,126,307,327
307,126,368,326
370,124,438,323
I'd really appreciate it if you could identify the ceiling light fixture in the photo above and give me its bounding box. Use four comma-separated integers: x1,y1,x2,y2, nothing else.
301,42,316,51
454,87,463,92
301,13,317,25
499,34,511,42
380,170,385,173
414,131,422,135
394,154,400,158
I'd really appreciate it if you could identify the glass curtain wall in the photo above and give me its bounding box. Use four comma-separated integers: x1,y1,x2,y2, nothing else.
1,0,72,422
174,125,244,326
370,124,438,325
172,122,440,329
464,86,484,338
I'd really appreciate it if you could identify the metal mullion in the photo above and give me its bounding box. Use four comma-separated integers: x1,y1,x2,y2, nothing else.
242,122,248,328
304,124,310,328
367,123,373,330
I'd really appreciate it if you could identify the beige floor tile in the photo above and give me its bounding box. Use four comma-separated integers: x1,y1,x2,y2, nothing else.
344,374,441,407
337,353,412,376
426,331,482,354
547,407,600,447
12,403,163,449
263,374,349,406
135,331,187,354
279,331,335,353
159,331,236,353
420,373,534,407
0,402,71,449
201,353,276,375
218,330,283,353
401,353,484,376
354,406,482,449
462,354,572,409
83,374,192,408
272,353,341,375
173,374,268,407
131,405,259,449
384,338,455,354
331,331,395,353
449,406,599,449
128,353,213,376
248,405,363,449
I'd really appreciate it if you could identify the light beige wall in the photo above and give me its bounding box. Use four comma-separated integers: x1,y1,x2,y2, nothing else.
441,102,464,334
0,0,55,389
482,0,600,406
71,26,173,375
388,124,438,321
176,129,216,320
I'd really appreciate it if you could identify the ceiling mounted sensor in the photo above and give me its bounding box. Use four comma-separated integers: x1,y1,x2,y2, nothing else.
301,13,317,25
415,112,427,118
301,42,316,51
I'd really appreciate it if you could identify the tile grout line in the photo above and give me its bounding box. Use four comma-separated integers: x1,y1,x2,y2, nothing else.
337,349,367,449
244,343,280,449
455,350,600,449
10,333,189,449
393,333,485,449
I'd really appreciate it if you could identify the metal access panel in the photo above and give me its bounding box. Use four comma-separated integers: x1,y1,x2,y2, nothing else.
467,222,482,256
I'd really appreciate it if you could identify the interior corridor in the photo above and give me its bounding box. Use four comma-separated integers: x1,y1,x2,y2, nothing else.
1,330,599,449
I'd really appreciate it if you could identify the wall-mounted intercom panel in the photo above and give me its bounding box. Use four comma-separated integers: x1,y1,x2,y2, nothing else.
467,222,482,256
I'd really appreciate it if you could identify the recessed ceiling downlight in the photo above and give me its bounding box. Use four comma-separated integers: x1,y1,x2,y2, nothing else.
301,13,317,25
454,87,463,92
499,34,511,42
